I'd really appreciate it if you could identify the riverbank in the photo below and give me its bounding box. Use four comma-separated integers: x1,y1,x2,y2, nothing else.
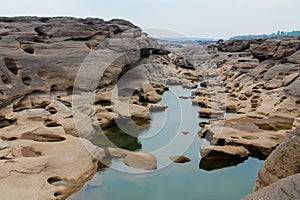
69,85,263,200
0,16,200,199
0,17,299,200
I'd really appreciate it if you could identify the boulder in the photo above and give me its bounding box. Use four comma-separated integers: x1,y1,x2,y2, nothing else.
198,108,224,118
108,148,157,170
121,152,157,170
140,84,162,103
249,39,281,60
254,127,300,191
273,39,300,59
170,155,191,163
286,49,300,64
200,145,250,160
148,104,168,112
199,116,293,159
242,173,300,200
216,39,264,52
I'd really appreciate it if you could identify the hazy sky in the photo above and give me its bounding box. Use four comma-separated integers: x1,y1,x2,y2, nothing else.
1,0,299,38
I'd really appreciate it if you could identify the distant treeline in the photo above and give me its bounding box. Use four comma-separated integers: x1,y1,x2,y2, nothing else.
195,40,217,45
230,30,300,40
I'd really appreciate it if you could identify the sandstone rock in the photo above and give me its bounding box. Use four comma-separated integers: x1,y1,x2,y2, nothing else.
199,116,293,159
172,36,300,192
254,127,300,191
283,72,299,86
249,39,281,60
242,173,300,200
108,148,157,170
199,108,224,118
175,37,300,161
140,84,162,103
286,49,300,64
200,145,250,160
284,76,300,98
0,16,200,199
0,120,104,200
293,117,300,128
273,39,300,59
170,54,194,69
216,39,264,52
264,79,283,90
148,104,168,112
121,152,157,170
113,101,151,123
170,155,191,163
181,131,189,135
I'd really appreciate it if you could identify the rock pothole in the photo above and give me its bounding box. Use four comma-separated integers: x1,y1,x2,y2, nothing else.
21,76,32,86
22,47,35,54
46,106,58,114
54,191,64,198
95,100,112,106
4,58,19,75
20,133,66,142
47,176,69,186
1,136,18,141
44,119,62,127
21,146,42,157
1,74,11,85
0,116,16,129
255,122,293,131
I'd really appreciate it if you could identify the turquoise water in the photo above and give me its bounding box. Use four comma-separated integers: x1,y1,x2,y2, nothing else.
69,85,263,200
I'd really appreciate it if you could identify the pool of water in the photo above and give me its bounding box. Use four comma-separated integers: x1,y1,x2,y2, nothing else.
69,85,263,200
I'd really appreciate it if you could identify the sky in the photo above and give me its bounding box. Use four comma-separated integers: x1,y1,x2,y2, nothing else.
1,0,299,39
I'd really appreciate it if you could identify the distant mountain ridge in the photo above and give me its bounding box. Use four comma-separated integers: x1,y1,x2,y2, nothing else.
230,30,300,40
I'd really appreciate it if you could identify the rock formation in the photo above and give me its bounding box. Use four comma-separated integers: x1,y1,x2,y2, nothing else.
172,37,300,197
0,17,200,199
169,155,191,164
173,37,299,164
242,174,300,200
242,127,300,199
1,16,299,199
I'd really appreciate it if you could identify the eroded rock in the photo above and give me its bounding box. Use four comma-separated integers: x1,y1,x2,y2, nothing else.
0,16,201,199
170,155,191,164
200,145,250,160
242,173,300,200
254,127,300,191
108,148,157,170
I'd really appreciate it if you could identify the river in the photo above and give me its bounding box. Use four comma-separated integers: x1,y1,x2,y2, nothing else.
69,85,263,200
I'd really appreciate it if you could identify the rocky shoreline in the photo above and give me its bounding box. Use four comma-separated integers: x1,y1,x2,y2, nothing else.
0,17,299,199
0,17,200,199
174,37,300,198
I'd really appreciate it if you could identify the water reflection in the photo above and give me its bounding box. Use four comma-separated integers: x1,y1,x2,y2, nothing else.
68,85,263,200
91,126,142,151
199,159,247,171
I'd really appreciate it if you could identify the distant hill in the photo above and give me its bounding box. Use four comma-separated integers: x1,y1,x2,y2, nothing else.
230,30,300,40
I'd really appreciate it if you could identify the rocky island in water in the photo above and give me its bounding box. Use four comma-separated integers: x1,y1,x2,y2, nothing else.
0,17,299,200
